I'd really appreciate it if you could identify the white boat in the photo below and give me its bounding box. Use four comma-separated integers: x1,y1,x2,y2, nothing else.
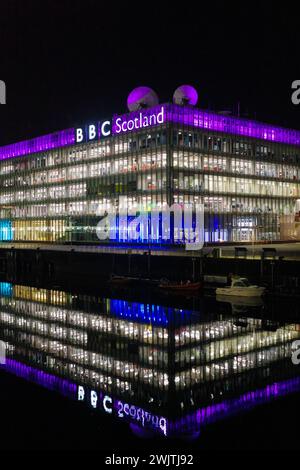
216,277,265,297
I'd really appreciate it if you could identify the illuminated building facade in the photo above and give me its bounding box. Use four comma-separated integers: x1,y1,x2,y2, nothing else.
0,103,300,244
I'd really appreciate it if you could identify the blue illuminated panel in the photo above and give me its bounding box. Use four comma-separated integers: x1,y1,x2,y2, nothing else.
0,282,13,298
0,220,13,241
108,299,193,326
99,211,200,245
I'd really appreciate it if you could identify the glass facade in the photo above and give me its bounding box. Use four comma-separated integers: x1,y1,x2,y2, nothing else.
0,104,300,245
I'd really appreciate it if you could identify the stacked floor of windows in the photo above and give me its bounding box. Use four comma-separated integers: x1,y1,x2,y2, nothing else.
0,124,299,244
1,284,300,397
171,127,300,242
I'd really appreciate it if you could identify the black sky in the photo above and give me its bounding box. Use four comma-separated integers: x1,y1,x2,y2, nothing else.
0,1,299,144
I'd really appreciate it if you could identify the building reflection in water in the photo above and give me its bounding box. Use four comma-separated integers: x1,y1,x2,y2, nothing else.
0,281,300,439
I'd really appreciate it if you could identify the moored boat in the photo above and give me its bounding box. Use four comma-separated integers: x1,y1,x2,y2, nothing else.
216,277,265,297
159,280,202,292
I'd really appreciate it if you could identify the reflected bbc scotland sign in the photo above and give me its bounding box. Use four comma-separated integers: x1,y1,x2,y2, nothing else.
77,385,168,436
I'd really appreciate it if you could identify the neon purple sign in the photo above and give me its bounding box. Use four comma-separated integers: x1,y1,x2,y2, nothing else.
112,103,300,145
112,106,165,134
1,103,300,163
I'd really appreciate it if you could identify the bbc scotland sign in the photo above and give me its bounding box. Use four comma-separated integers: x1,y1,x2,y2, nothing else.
75,106,165,144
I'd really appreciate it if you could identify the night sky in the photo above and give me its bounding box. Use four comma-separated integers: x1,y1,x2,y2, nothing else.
0,1,299,145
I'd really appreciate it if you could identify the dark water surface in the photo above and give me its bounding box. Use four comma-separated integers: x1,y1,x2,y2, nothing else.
0,278,299,452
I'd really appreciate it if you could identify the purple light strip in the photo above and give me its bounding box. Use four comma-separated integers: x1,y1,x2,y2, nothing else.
112,103,300,146
170,375,300,434
0,358,77,397
166,104,300,147
0,128,75,161
0,103,299,163
0,357,167,435
1,357,300,438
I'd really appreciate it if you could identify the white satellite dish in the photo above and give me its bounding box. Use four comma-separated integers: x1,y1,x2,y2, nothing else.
127,86,159,112
173,85,198,106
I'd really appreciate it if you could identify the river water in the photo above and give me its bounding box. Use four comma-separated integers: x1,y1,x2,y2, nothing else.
0,278,299,451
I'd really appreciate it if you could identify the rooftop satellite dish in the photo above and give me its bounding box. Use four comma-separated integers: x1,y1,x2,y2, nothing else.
127,86,159,112
173,85,198,106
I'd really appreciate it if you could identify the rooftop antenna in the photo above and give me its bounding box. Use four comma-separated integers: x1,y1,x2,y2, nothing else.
173,85,198,106
127,87,159,112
